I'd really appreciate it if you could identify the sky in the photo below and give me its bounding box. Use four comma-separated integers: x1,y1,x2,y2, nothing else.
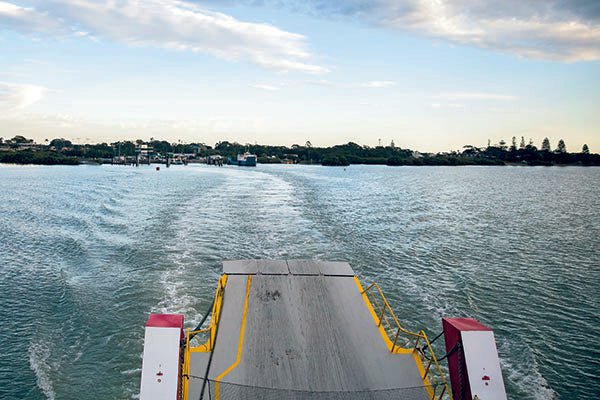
0,0,599,152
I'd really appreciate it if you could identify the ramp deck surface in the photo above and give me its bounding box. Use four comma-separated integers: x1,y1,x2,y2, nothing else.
189,260,429,399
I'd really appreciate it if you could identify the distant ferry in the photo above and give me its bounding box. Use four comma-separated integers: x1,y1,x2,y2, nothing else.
139,259,508,400
228,152,257,167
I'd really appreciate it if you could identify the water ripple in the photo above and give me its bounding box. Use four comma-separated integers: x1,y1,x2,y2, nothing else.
0,164,598,399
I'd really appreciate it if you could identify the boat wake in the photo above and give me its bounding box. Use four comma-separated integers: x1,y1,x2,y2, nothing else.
498,339,557,400
28,340,56,400
155,259,206,328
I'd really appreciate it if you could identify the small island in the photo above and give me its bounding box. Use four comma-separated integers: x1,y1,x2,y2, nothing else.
0,135,598,166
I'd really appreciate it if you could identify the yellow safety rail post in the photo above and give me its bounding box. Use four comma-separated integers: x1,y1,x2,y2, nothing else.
360,281,453,400
421,329,452,400
214,275,252,400
186,274,228,352
181,274,228,400
181,328,191,400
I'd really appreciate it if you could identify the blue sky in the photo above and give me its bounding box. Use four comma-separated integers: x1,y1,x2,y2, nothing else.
1,0,599,152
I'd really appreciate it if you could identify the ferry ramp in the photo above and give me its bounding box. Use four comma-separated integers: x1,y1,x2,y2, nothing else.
187,260,431,400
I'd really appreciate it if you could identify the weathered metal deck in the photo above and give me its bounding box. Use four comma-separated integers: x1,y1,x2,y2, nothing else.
187,260,430,400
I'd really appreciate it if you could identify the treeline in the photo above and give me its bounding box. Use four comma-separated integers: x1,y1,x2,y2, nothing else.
215,141,413,165
212,139,599,166
0,150,79,165
48,138,212,159
1,135,598,166
459,137,599,166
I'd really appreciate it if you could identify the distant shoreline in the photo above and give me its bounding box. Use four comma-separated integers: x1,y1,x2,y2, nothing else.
2,137,599,167
1,155,599,167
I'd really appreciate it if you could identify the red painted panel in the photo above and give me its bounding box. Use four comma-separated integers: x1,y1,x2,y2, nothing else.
443,318,486,400
146,314,184,329
443,317,492,332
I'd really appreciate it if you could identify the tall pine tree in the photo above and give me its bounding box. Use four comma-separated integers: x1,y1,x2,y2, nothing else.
541,137,551,152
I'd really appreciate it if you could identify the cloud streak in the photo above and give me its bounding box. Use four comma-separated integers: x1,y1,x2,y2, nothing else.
236,0,600,62
249,83,280,91
0,81,46,115
357,80,397,88
0,1,62,33
0,0,326,73
306,79,397,89
434,92,518,101
391,0,600,61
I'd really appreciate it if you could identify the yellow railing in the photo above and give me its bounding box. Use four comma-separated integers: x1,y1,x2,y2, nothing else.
181,274,228,400
361,282,452,400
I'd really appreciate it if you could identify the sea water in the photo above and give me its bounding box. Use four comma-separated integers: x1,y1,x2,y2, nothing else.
0,164,598,399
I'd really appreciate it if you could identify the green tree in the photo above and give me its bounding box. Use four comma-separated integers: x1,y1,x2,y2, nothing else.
151,140,173,155
525,139,537,151
582,144,590,154
556,139,566,153
50,138,72,150
510,136,517,151
305,140,312,163
519,136,526,149
12,135,32,143
541,137,551,152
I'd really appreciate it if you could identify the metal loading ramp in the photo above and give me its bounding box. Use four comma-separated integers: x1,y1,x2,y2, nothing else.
187,260,431,400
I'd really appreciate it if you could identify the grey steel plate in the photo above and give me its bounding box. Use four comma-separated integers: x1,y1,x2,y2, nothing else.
188,352,210,400
203,273,426,394
223,260,258,275
258,259,290,275
286,259,321,275
317,261,355,276
188,261,429,400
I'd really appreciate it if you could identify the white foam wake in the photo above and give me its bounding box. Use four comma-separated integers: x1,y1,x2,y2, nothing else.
28,340,56,400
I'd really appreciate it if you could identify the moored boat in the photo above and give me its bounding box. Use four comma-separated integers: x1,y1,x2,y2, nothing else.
228,152,257,166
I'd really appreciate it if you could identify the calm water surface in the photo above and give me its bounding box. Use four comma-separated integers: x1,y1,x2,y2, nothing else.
0,164,598,399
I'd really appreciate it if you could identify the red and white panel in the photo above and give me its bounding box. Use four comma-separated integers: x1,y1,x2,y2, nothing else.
442,318,507,400
140,314,184,400
461,330,507,400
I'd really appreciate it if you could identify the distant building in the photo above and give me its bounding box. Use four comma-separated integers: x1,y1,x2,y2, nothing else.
282,153,299,164
136,144,152,157
207,155,224,165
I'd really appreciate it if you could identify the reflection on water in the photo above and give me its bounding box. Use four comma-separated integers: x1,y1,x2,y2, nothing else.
0,164,598,399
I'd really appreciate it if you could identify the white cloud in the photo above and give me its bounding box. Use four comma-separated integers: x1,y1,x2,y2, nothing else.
305,79,337,87
434,92,518,101
249,84,280,91
357,80,397,88
0,0,326,73
0,1,23,15
0,81,46,115
431,102,464,109
382,1,600,62
0,1,62,33
255,0,600,62
305,79,397,89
